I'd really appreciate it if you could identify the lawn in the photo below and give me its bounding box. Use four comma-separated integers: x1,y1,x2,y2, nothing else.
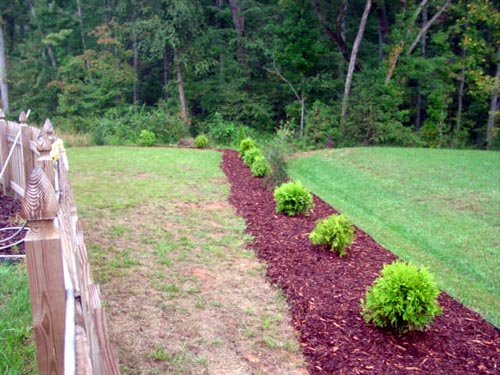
0,263,36,375
67,146,305,374
288,147,500,326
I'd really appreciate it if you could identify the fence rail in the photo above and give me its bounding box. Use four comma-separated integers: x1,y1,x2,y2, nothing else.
0,110,120,375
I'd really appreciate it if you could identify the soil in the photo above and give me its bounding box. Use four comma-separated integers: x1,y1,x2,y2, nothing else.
0,194,25,256
221,148,499,375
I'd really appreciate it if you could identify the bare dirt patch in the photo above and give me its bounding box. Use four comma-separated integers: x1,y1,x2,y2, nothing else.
83,196,306,374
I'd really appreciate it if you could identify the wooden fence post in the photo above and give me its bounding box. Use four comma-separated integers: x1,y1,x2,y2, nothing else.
0,109,9,194
21,167,65,375
36,118,55,189
20,111,34,190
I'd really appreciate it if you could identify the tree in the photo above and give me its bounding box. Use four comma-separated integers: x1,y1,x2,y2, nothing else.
340,0,372,129
0,20,8,112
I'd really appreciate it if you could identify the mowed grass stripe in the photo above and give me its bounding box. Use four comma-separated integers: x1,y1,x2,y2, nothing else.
289,147,500,326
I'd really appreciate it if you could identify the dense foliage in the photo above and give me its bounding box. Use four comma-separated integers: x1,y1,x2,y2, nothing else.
309,214,355,256
0,0,498,149
274,180,313,216
361,261,442,334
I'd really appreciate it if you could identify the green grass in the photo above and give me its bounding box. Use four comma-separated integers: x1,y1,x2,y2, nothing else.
289,147,500,326
66,146,304,374
0,264,37,374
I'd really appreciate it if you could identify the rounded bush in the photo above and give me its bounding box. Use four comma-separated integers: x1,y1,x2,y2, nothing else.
361,261,442,334
239,137,257,157
243,147,263,166
274,181,313,216
309,214,355,256
194,134,209,148
251,156,271,177
137,129,156,147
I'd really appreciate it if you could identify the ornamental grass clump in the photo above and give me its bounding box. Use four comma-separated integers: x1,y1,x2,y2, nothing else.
274,181,313,216
239,137,257,157
194,134,209,148
309,214,355,256
243,147,263,166
361,261,442,334
251,156,271,177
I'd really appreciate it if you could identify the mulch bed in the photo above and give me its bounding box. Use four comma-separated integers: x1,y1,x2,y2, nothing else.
0,193,25,256
221,148,499,375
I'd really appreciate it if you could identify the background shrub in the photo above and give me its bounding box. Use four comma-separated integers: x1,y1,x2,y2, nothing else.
251,156,271,177
274,181,313,216
206,112,236,145
194,134,209,148
239,137,257,157
361,261,442,334
309,214,355,256
243,147,263,166
137,129,156,147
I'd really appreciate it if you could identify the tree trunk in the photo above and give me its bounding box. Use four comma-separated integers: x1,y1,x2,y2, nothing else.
454,48,466,146
340,0,372,130
132,28,139,104
228,0,249,76
174,48,188,123
0,22,9,112
486,46,500,150
310,0,361,70
385,0,434,83
376,0,389,59
407,0,451,56
76,0,87,50
415,5,428,131
163,48,171,101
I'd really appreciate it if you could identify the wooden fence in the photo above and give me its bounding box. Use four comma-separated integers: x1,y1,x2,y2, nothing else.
0,111,120,375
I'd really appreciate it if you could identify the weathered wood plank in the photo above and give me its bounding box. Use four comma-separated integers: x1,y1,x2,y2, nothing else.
22,167,65,375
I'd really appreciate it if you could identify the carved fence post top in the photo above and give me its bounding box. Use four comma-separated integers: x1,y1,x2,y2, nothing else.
37,119,55,152
21,167,58,221
0,109,5,120
19,111,28,124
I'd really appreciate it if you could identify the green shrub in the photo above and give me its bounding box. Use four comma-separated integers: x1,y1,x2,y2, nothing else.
137,129,156,147
207,112,236,145
309,214,355,256
361,261,442,334
239,137,257,157
274,181,313,216
243,147,263,166
251,156,271,177
194,134,209,148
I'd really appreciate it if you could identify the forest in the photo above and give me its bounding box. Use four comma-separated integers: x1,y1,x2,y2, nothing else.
0,0,498,149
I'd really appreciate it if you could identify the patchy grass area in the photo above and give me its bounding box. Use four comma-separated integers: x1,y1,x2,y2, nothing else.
68,146,306,375
289,147,500,326
0,263,37,374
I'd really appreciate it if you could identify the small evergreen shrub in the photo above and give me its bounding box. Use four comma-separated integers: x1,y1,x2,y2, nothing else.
309,214,355,256
194,134,209,148
137,129,156,147
239,137,257,157
251,156,271,177
243,147,263,166
361,261,442,334
274,181,313,216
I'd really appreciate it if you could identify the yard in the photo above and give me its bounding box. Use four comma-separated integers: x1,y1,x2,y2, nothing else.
1,146,498,374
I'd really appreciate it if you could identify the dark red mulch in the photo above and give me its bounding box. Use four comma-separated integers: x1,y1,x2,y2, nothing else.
0,193,25,255
221,149,499,375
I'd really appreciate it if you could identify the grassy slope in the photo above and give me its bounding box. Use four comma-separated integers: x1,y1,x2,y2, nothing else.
288,147,500,326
